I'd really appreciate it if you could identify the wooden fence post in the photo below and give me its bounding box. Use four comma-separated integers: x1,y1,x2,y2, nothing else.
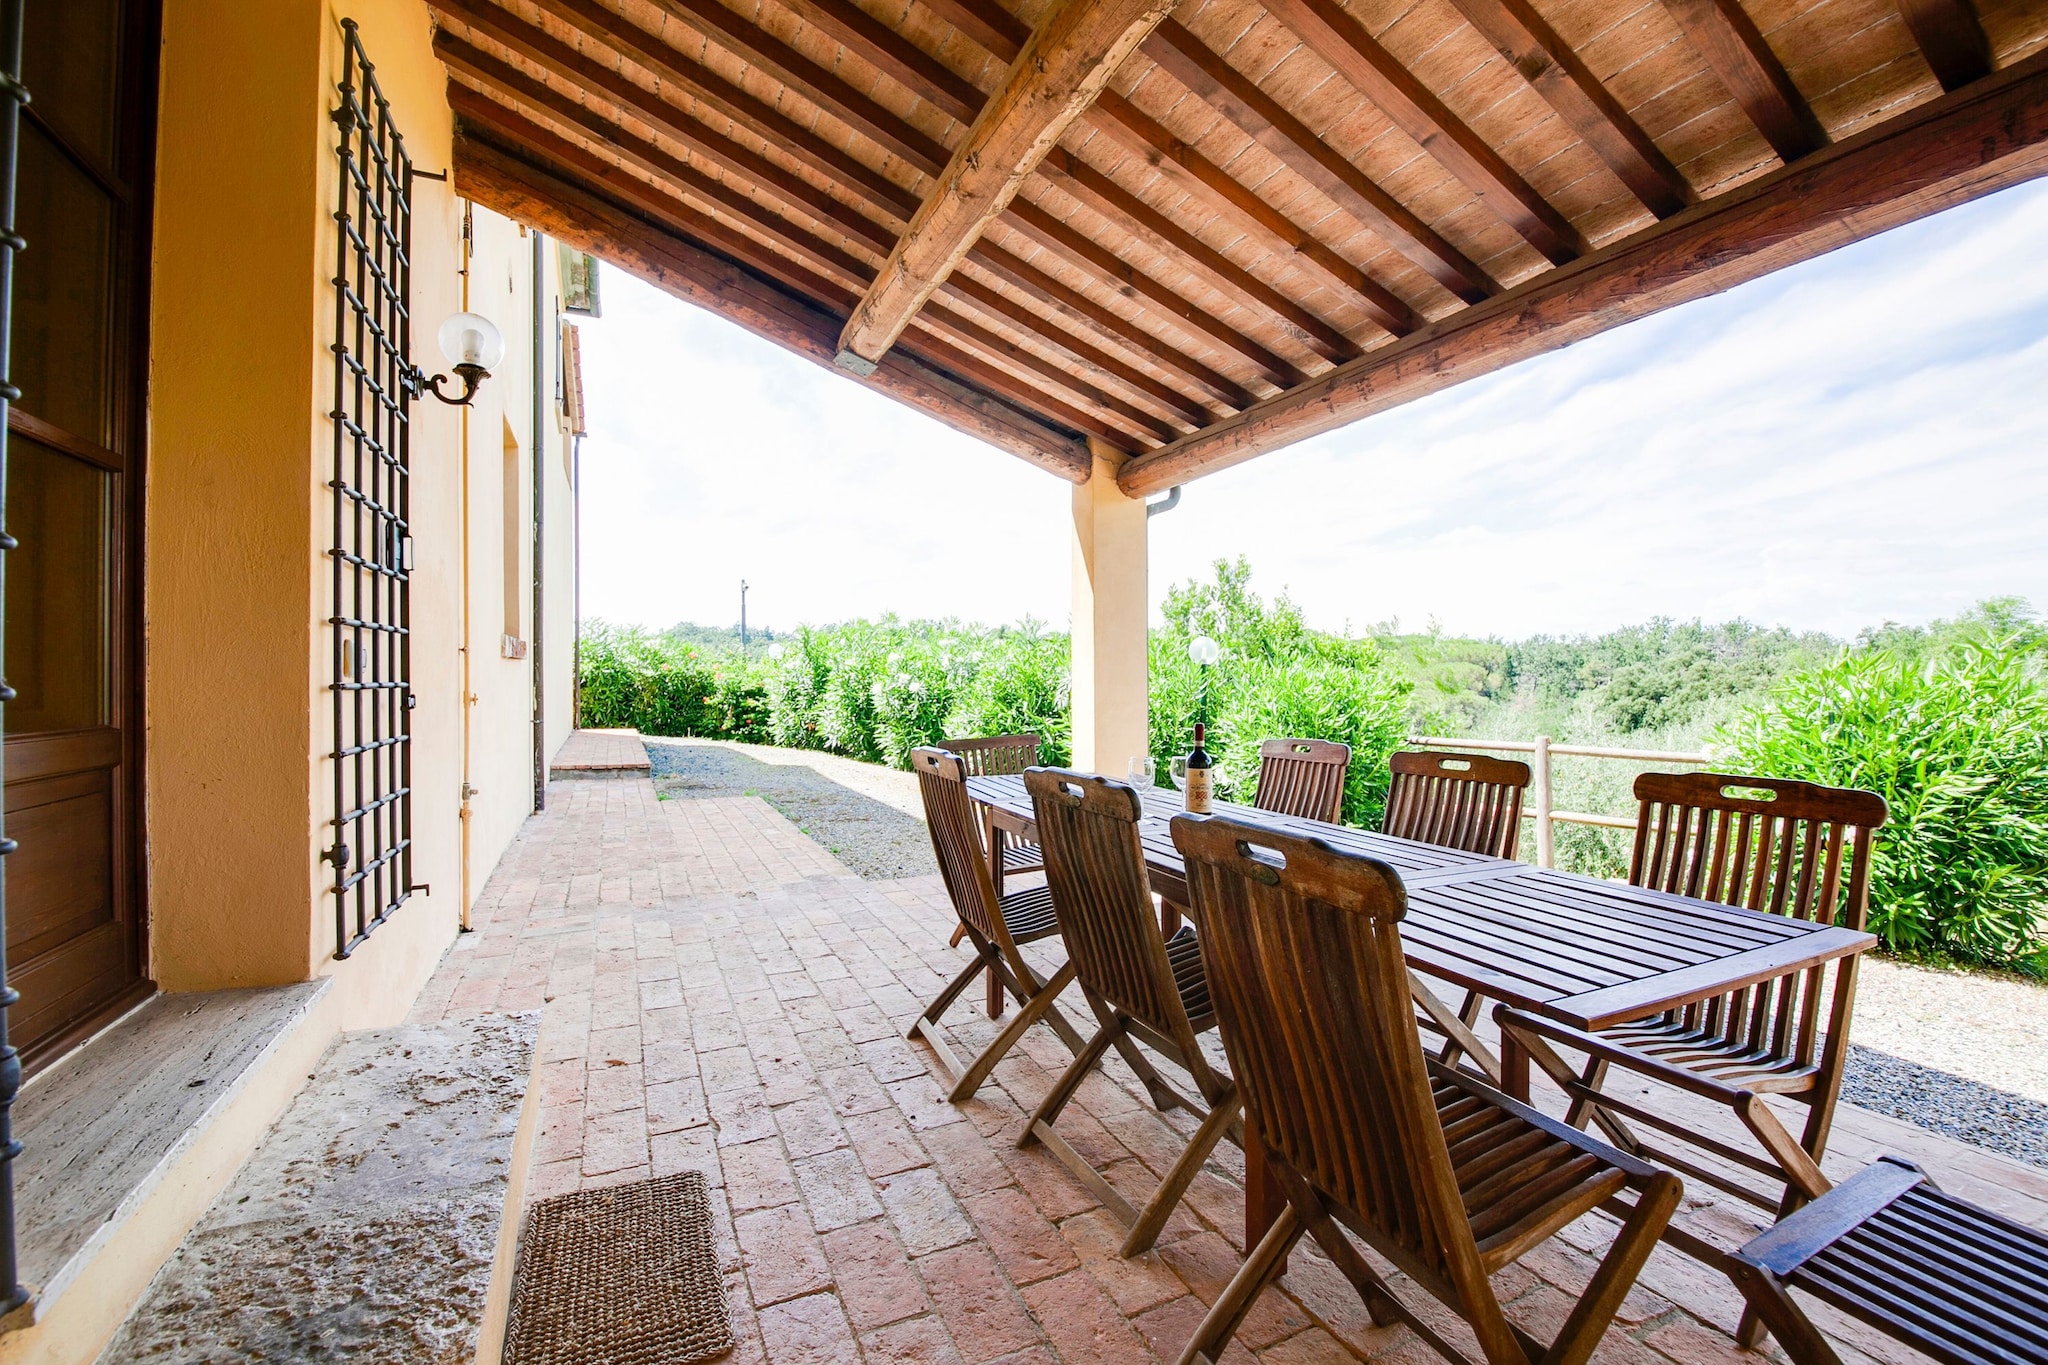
1533,734,1554,868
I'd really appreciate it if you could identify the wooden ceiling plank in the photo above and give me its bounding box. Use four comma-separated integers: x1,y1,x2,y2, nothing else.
450,82,873,295
434,32,900,256
912,306,1180,440
1444,0,1693,217
1042,149,1349,368
835,0,1186,367
1659,0,1827,162
897,328,1144,448
1258,0,1586,263
453,133,1094,478
964,241,1254,406
916,0,1032,58
647,0,952,173
1114,49,2048,496
1143,20,1496,300
941,272,1211,424
435,0,919,217
1004,195,1294,391
773,0,987,123
1895,0,1993,92
1086,92,1418,332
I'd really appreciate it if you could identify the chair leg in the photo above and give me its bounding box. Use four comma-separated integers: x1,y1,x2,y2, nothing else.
1543,1170,1681,1365
1121,1086,1241,1256
947,960,1079,1103
1726,1261,1844,1365
1020,1016,1121,1149
1174,1204,1303,1365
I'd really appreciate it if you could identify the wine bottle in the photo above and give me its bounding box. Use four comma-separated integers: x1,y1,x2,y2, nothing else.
1184,723,1214,814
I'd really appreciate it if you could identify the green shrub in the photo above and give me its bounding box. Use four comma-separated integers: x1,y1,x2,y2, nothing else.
1211,656,1410,826
1722,636,2048,974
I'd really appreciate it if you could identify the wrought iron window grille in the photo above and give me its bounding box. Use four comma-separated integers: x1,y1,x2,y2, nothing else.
327,19,421,959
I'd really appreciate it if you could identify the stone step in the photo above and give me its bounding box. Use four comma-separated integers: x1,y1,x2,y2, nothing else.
98,1013,537,1364
549,727,651,781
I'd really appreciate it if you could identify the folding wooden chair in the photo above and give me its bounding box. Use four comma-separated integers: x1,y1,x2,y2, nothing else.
1252,738,1350,823
944,733,1045,887
1018,768,1242,1257
1729,1156,2048,1365
908,747,1087,1102
1496,771,1886,1343
1171,811,1681,1365
1381,750,1531,1075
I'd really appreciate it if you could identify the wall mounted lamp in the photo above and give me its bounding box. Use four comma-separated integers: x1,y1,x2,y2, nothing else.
405,311,506,406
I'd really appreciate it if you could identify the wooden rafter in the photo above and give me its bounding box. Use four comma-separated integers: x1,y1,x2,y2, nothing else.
1896,0,1993,92
1141,19,1496,301
1116,50,2048,495
1660,0,1826,163
1259,0,1586,263
1445,0,1692,218
835,0,1185,368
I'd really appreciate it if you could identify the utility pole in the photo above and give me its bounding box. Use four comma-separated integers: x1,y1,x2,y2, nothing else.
739,580,749,654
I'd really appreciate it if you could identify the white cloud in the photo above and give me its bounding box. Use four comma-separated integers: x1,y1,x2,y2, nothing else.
576,178,2048,638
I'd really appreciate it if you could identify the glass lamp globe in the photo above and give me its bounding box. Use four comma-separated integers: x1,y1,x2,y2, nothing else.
438,311,506,372
767,643,785,659
1188,635,1221,666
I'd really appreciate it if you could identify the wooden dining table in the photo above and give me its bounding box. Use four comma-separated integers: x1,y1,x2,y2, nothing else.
964,772,1878,1247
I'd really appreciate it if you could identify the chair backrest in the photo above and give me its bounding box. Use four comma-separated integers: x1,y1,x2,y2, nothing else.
911,746,1003,944
1630,771,1886,930
1025,768,1191,1045
943,733,1041,777
1382,750,1531,859
1254,738,1351,824
1172,812,1490,1298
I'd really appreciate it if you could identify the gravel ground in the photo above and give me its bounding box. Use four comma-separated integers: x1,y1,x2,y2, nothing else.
644,738,2048,1167
646,738,936,880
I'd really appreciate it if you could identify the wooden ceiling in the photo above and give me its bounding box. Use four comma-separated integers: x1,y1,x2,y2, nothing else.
432,0,2048,490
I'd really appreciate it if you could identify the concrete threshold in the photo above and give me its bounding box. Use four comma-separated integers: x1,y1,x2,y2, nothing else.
0,982,334,1363
99,1012,537,1364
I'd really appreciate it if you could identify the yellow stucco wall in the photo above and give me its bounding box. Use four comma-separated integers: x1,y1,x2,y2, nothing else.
1069,438,1151,775
147,0,576,999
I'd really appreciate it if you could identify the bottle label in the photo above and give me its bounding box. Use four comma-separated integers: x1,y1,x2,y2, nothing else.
1184,768,1213,814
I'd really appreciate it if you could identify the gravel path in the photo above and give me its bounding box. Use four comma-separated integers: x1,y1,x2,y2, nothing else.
646,738,935,880
643,737,2048,1167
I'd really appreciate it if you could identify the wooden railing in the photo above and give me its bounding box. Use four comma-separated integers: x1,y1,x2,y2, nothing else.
1408,735,1711,868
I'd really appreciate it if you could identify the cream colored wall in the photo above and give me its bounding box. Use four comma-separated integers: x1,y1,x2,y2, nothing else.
145,0,576,1007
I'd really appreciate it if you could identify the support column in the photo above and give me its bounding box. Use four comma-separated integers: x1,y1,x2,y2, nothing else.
1069,438,1149,774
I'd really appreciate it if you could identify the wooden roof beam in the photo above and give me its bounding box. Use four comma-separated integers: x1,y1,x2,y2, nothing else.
1259,0,1585,263
1142,20,1496,301
834,0,1185,369
1445,0,1693,217
452,134,1095,478
1116,48,2048,495
1660,0,1826,163
1896,0,1993,92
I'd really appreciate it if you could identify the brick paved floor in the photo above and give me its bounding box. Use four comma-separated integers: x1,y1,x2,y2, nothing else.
415,776,2048,1365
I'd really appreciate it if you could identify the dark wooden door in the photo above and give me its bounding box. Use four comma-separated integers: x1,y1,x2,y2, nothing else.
5,0,157,1070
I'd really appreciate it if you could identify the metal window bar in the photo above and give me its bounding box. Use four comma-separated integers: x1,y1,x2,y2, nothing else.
327,19,417,959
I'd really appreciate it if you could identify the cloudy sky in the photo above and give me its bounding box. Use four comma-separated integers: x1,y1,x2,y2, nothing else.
573,176,2048,641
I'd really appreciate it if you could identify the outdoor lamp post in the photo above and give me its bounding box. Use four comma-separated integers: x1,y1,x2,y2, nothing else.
1189,634,1220,726
407,310,506,406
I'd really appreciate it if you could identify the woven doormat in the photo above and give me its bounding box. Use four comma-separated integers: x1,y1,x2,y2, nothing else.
503,1170,734,1365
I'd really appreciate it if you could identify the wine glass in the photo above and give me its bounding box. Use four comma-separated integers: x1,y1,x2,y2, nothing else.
1168,756,1188,791
1125,755,1156,791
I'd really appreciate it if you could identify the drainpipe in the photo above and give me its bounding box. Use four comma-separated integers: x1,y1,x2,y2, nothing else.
458,202,477,932
530,232,546,813
571,432,582,726
1145,485,1182,518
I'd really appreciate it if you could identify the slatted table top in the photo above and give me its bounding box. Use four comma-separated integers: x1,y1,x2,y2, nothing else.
966,773,1876,1032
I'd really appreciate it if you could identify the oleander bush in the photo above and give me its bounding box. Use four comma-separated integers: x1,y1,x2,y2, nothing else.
1722,627,2048,975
